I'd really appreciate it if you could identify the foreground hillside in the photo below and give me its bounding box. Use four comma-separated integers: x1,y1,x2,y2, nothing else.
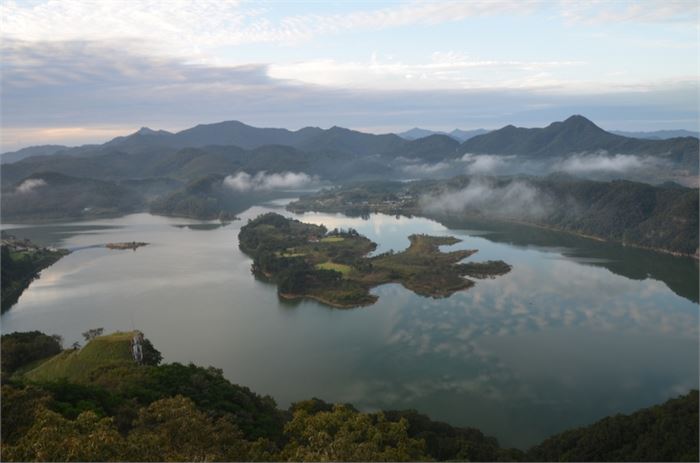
1,330,697,461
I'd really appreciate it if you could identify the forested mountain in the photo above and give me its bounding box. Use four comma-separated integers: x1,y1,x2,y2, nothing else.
398,128,490,142
1,173,144,222
612,129,699,140
150,174,243,220
2,116,697,223
388,134,461,161
294,126,406,155
3,116,697,186
288,175,700,257
0,145,70,164
461,115,698,171
1,330,697,461
104,121,326,152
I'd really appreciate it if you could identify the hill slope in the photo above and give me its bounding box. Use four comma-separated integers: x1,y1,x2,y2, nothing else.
21,331,137,383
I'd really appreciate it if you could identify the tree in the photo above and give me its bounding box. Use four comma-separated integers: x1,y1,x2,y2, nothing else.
82,327,104,342
126,395,249,461
1,331,62,374
2,408,126,461
141,338,162,366
50,334,63,348
281,404,428,461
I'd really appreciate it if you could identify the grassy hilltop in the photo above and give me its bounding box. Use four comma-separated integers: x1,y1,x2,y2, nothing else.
20,332,137,383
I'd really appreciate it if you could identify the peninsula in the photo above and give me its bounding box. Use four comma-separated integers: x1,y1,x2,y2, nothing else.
1,234,69,311
238,213,510,308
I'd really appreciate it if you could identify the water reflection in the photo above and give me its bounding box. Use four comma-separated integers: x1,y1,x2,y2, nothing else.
1,210,697,449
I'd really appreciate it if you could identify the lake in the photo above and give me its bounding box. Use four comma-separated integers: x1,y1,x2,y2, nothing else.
2,201,698,449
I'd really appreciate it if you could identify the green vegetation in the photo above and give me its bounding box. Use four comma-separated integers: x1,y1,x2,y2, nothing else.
528,390,699,462
288,175,699,258
149,174,241,220
1,331,63,376
316,261,353,276
238,213,510,308
1,330,697,461
21,332,137,383
1,172,144,222
1,235,69,312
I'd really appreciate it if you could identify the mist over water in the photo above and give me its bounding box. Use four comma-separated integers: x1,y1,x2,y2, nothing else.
419,177,553,220
1,206,697,449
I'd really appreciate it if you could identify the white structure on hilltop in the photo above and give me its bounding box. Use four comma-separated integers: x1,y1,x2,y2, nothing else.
131,331,144,364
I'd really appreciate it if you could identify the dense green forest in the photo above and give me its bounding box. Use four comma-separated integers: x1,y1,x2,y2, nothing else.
238,213,510,307
1,330,697,461
1,236,68,311
288,175,699,257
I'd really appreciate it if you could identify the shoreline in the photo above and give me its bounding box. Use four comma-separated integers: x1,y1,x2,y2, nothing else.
289,204,699,260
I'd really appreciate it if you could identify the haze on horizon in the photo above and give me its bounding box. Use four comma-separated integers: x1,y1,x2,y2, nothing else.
1,0,698,151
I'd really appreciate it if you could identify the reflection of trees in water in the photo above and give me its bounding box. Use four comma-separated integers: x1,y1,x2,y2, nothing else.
438,216,699,303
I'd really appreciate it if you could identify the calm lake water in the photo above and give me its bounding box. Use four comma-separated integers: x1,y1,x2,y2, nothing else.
2,202,698,449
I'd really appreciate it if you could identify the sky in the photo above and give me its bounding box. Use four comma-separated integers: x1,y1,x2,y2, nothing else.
1,0,699,151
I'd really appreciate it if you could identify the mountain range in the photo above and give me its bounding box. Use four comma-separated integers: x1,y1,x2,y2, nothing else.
612,129,700,140
460,115,698,169
1,115,697,222
397,128,490,141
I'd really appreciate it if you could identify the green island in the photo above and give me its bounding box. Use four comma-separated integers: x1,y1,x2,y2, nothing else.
1,330,697,462
105,241,149,251
238,213,511,308
1,234,69,312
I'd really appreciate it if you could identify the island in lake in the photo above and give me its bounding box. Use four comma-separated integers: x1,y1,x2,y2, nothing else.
105,241,149,251
238,213,511,308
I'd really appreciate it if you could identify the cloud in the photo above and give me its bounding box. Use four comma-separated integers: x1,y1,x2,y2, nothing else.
223,171,318,192
553,152,662,174
560,1,699,25
16,178,47,194
460,153,517,173
400,161,452,176
268,54,585,90
1,39,698,151
420,177,552,220
3,1,694,60
0,1,543,56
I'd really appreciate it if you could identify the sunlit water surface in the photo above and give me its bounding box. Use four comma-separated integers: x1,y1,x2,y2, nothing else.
2,202,698,448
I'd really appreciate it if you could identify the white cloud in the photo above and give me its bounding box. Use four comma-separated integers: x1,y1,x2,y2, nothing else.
268,54,585,90
461,153,517,173
401,161,451,176
420,177,552,220
0,1,542,57
16,178,47,194
3,0,694,62
554,152,659,174
223,171,319,192
559,0,699,25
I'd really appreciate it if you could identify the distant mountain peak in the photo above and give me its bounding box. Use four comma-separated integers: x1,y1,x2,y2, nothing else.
561,115,599,129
